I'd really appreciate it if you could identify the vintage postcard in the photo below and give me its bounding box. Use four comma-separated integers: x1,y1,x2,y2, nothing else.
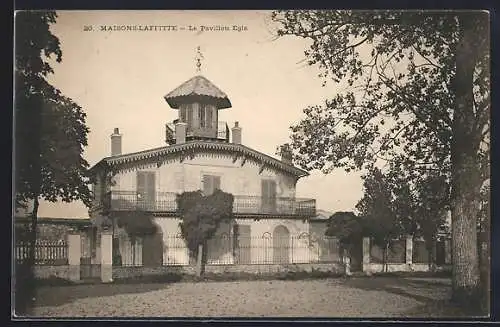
13,10,490,319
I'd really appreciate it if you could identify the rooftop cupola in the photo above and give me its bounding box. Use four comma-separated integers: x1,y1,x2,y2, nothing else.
164,47,231,143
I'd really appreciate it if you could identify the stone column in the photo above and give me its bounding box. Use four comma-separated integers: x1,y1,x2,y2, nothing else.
67,232,81,282
362,237,371,274
101,229,113,283
405,235,413,271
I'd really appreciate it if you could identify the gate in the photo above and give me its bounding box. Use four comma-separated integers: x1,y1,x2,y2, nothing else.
80,229,100,280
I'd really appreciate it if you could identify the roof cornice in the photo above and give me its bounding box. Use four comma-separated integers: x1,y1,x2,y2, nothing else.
90,141,309,178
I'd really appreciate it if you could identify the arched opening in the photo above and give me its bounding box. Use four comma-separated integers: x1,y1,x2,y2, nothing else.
273,225,290,264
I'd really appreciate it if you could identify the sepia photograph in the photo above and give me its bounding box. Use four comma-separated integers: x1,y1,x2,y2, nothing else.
13,10,490,319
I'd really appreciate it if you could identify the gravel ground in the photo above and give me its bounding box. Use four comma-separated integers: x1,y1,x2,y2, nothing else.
32,278,452,318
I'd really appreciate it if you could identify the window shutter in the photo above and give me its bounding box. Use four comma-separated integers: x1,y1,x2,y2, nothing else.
203,175,220,195
200,104,206,128
261,180,269,198
203,175,212,195
187,104,193,126
180,106,187,123
146,172,156,202
137,172,146,198
213,175,221,191
269,180,277,199
206,106,213,128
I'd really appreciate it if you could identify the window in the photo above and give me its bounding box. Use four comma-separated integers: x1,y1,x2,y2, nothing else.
206,106,213,128
180,106,187,122
202,174,221,195
199,104,206,128
137,171,156,210
198,104,213,129
187,104,193,126
261,179,277,213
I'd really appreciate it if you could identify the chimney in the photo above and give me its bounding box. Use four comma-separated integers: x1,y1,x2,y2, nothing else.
280,144,293,165
175,122,187,144
111,128,122,156
231,121,242,144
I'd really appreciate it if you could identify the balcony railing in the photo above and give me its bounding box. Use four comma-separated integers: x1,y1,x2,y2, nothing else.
102,190,316,217
166,121,229,142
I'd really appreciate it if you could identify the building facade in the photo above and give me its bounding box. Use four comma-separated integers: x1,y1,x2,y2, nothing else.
89,75,318,269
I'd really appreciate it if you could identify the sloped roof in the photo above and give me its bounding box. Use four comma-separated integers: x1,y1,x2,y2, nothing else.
164,75,232,109
90,141,308,178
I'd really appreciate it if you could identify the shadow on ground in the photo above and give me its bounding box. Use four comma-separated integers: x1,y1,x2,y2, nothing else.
34,276,182,307
341,277,487,318
342,277,451,303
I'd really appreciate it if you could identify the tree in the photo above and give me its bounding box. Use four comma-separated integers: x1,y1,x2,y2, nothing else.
272,10,489,307
325,211,363,255
412,173,450,271
355,167,406,272
176,189,234,275
14,11,92,315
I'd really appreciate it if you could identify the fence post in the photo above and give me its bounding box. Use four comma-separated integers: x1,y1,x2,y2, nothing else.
196,244,203,277
405,235,413,271
67,231,81,281
362,237,371,274
101,228,113,283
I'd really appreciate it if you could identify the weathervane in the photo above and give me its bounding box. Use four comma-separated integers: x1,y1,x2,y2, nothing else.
195,46,204,73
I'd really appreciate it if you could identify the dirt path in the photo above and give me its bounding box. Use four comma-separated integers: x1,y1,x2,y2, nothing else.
32,278,452,318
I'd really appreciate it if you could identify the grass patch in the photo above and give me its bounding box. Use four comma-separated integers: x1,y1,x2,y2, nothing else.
34,276,78,287
370,270,452,278
111,269,345,284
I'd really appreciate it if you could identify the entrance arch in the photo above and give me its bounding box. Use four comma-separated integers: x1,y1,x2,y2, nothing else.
273,225,290,264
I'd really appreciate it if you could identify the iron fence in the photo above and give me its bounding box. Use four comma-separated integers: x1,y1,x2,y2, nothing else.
15,240,68,265
107,190,316,216
161,235,341,266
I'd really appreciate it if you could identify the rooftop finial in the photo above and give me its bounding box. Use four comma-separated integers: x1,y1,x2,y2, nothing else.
195,46,204,73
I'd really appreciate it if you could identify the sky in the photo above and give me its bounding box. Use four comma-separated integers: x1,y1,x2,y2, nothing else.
36,10,365,218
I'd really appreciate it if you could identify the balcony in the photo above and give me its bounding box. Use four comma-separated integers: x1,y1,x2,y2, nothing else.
101,190,316,217
166,121,229,142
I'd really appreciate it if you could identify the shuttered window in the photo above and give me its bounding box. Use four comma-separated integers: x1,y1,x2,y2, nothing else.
261,179,277,213
206,105,213,128
180,106,187,123
137,171,156,209
202,174,221,195
186,104,193,126
199,104,206,127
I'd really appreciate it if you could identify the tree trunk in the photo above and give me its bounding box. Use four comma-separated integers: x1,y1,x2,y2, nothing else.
383,243,388,273
450,14,486,309
15,197,39,316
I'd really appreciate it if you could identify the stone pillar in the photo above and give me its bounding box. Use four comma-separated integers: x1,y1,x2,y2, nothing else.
101,229,113,283
362,237,371,274
405,235,413,270
175,122,187,144
67,232,81,282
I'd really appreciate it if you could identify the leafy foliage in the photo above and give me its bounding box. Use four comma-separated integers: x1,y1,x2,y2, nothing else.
272,10,489,303
324,211,364,253
355,168,405,250
115,211,159,238
15,11,92,209
14,11,92,314
177,189,234,260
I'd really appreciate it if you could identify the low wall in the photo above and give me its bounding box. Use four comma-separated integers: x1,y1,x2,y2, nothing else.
362,263,452,274
112,263,344,279
32,265,71,279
